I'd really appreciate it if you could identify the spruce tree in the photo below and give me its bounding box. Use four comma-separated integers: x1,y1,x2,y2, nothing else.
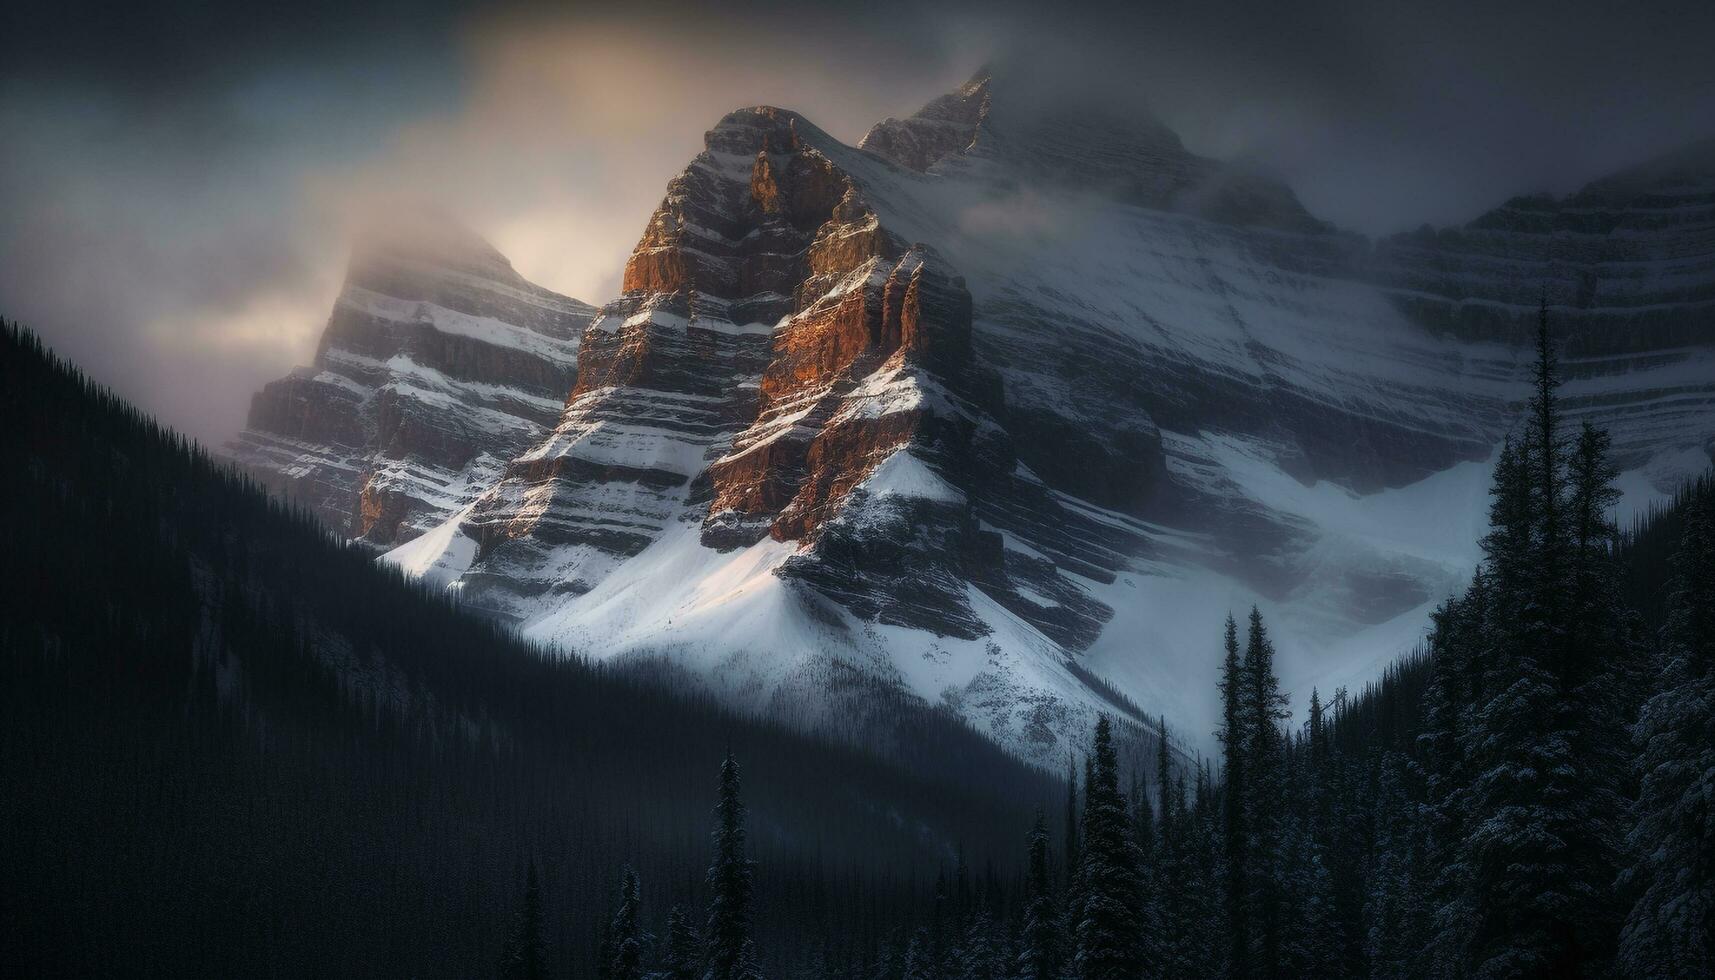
499,860,548,980
1216,613,1251,978
1242,608,1290,977
1016,812,1064,980
1071,716,1145,980
956,912,1003,980
662,905,702,980
704,754,761,980
1064,755,1082,898
1618,479,1715,976
609,866,646,980
1454,309,1630,976
900,928,933,980
1362,753,1423,978
1153,715,1185,976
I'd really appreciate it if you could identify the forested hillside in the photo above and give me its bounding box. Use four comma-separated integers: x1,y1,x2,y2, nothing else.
0,323,1065,978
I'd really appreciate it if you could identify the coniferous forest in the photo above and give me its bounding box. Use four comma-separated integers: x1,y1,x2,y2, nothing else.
4,300,1714,979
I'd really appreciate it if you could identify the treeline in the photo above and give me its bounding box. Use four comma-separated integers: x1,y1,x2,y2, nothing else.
0,320,1067,978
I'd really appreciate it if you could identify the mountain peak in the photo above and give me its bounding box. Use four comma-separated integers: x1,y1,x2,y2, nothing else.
859,71,991,172
347,204,524,287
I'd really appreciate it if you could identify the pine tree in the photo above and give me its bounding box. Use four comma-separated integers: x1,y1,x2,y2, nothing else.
1188,761,1230,979
1453,309,1629,977
1016,812,1064,980
1064,755,1082,898
956,912,1003,980
1362,753,1423,978
704,754,761,980
900,928,933,980
1242,608,1290,977
1153,715,1185,976
608,866,646,980
1618,479,1715,977
499,860,548,980
662,904,702,980
1417,581,1483,972
1216,613,1251,979
1071,716,1145,980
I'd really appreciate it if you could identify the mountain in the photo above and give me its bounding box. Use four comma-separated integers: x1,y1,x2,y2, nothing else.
0,323,1062,977
230,209,597,547
241,70,1715,762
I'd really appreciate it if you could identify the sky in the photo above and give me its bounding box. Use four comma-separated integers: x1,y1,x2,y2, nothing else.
3,0,1714,445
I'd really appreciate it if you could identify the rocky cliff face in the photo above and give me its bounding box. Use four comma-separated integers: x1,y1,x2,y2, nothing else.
230,213,596,546
357,73,1712,763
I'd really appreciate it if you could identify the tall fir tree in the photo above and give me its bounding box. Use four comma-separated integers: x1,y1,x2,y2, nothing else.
1154,715,1187,976
608,866,646,980
1072,716,1146,980
1453,307,1630,977
1016,812,1064,980
1064,755,1082,899
1242,607,1290,978
499,860,548,980
704,754,761,980
1216,613,1251,979
1618,478,1715,977
662,905,702,980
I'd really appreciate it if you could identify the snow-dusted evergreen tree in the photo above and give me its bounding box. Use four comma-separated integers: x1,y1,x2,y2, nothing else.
1063,757,1081,892
1618,478,1715,977
955,912,1003,980
1449,307,1631,977
499,860,548,980
1241,608,1290,976
607,866,647,980
1153,715,1191,977
1216,613,1251,979
1188,761,1231,979
1362,753,1425,978
1072,716,1145,980
661,904,702,980
703,754,762,980
899,928,933,980
1016,812,1064,980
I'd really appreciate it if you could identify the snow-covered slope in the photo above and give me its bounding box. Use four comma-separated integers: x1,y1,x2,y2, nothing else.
230,211,597,546
369,72,1713,762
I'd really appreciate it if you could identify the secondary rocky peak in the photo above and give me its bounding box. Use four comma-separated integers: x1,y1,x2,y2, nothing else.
860,69,991,172
350,206,512,276
864,66,1325,234
229,210,595,546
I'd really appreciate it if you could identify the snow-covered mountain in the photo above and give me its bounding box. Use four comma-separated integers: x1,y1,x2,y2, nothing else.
231,210,597,546
241,71,1715,763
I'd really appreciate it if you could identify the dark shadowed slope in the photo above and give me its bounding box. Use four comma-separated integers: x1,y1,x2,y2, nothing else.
0,322,1059,977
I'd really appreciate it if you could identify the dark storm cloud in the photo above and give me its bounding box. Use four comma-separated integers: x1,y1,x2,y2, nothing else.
3,0,1713,443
